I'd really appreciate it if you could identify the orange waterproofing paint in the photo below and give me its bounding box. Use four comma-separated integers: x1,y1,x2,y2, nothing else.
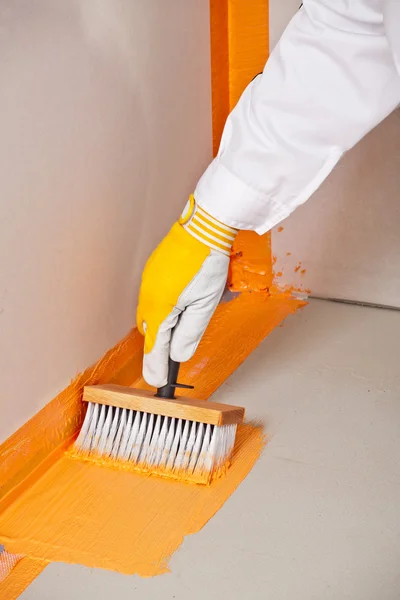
229,231,272,292
210,0,272,292
0,294,304,585
0,428,263,575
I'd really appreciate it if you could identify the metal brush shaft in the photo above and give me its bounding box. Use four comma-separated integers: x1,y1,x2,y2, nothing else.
155,358,194,399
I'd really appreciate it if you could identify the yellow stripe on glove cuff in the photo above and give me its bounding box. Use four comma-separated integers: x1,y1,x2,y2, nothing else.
179,195,237,256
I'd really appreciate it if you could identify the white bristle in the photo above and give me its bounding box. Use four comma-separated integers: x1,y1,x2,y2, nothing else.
131,412,149,462
173,419,190,471
188,422,204,474
74,401,95,452
74,402,238,483
110,408,127,459
160,417,176,468
117,409,134,459
97,405,113,455
153,416,169,466
93,404,107,452
122,410,140,460
194,423,212,475
180,420,197,472
165,418,182,470
104,407,121,456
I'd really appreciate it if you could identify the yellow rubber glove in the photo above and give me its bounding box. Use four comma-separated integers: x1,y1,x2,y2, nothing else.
137,195,237,387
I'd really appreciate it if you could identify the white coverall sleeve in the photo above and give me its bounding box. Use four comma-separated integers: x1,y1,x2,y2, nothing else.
195,0,400,234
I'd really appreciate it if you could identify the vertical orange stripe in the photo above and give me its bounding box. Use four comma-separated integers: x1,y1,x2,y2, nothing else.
209,0,272,291
210,1,230,157
228,0,269,107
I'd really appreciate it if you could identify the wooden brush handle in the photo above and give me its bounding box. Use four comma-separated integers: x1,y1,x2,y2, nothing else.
155,358,194,400
84,385,245,426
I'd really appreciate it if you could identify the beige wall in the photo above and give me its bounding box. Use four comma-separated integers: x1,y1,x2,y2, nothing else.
0,0,212,442
270,1,400,307
272,111,400,305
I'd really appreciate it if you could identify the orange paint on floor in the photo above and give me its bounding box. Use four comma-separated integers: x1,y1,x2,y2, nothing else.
0,425,264,576
0,293,304,578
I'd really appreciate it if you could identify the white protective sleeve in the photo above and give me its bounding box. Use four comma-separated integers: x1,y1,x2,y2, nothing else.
195,0,400,234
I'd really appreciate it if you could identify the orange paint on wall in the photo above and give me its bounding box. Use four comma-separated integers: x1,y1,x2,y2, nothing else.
210,0,272,291
229,230,272,292
226,0,269,108
210,0,269,152
0,293,304,577
210,0,229,157
227,0,271,289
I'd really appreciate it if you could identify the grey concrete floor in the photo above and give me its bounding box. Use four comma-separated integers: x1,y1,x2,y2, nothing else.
20,299,400,600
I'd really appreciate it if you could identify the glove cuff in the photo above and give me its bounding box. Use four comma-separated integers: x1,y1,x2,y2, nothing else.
179,195,238,257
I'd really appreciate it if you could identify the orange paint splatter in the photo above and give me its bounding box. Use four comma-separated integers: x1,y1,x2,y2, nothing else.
277,226,284,233
286,252,291,256
300,269,306,276
294,262,302,273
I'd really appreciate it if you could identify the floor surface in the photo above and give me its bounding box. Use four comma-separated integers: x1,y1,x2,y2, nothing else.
19,299,400,600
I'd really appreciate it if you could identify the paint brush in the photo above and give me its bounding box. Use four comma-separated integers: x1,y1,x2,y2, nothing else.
73,359,244,484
